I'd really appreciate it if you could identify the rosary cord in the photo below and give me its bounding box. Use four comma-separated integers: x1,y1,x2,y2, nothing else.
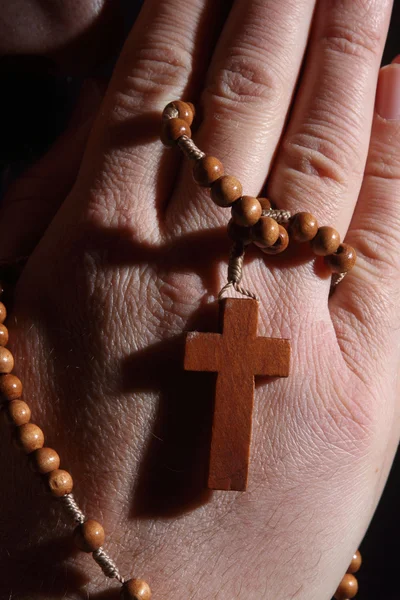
61,493,125,584
218,242,259,301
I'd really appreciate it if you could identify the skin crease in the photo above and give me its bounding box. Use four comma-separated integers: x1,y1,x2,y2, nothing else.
0,0,400,599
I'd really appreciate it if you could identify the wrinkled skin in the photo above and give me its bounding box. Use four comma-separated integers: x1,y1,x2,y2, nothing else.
0,1,399,599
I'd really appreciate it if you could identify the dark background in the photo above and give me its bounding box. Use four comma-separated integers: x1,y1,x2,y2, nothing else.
0,1,399,598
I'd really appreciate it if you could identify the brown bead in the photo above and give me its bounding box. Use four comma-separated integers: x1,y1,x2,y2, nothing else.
18,423,45,453
252,216,280,248
48,469,74,497
325,243,357,274
210,175,242,207
33,447,60,474
310,226,340,256
0,302,6,324
347,550,362,574
258,197,272,211
163,100,194,126
0,324,9,347
288,212,318,243
334,574,358,600
0,374,23,400
161,118,191,147
193,156,224,187
261,225,289,255
0,347,14,373
231,196,262,227
8,400,31,426
227,219,252,245
121,579,152,600
74,519,105,552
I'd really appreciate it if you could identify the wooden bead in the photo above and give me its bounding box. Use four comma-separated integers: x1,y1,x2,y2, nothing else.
310,226,340,256
347,551,362,574
161,118,191,147
261,225,289,254
227,219,252,245
334,574,358,600
0,302,6,324
163,101,194,126
288,212,318,243
325,243,357,274
18,423,44,453
0,347,14,374
193,156,224,187
251,216,280,248
0,324,9,346
74,519,105,552
121,579,152,600
258,197,272,211
231,196,262,227
48,469,74,497
0,374,23,400
8,400,31,426
210,175,242,207
33,447,60,474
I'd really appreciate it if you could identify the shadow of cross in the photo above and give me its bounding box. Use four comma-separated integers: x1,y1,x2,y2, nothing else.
184,297,291,492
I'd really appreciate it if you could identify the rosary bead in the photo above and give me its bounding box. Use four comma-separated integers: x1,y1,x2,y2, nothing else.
193,156,224,187
288,212,318,243
0,373,23,400
8,400,31,426
261,225,289,254
121,579,152,600
48,469,74,497
161,118,191,147
347,551,362,574
33,447,61,474
74,519,105,552
227,219,252,244
0,324,9,346
231,196,262,227
334,574,358,599
18,423,45,453
163,101,194,126
251,216,280,248
210,175,242,207
310,226,340,256
0,302,6,324
0,347,14,374
258,197,272,211
324,243,357,273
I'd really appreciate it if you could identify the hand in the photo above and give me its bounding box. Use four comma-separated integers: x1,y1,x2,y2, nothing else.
0,1,399,598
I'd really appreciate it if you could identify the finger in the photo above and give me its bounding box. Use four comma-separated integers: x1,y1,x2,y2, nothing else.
70,0,227,242
0,80,102,260
167,0,317,232
268,0,393,235
329,62,400,389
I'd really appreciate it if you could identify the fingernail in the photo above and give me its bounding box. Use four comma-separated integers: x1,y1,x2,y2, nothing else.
376,64,400,120
392,55,400,65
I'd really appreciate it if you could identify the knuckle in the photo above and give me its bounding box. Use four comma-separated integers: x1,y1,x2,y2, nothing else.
206,53,285,111
321,20,383,61
349,225,400,281
281,131,350,186
112,41,193,117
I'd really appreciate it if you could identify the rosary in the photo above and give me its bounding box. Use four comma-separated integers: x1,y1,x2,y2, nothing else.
1,100,361,600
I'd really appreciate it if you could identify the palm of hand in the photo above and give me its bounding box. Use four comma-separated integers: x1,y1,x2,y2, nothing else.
1,1,399,599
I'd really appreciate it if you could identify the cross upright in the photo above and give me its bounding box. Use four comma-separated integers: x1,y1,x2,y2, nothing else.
184,297,290,492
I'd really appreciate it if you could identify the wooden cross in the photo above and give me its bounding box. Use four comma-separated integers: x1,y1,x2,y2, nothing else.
184,298,290,492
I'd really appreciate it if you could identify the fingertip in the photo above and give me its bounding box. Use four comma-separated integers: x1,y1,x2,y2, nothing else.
375,62,400,120
391,55,400,65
